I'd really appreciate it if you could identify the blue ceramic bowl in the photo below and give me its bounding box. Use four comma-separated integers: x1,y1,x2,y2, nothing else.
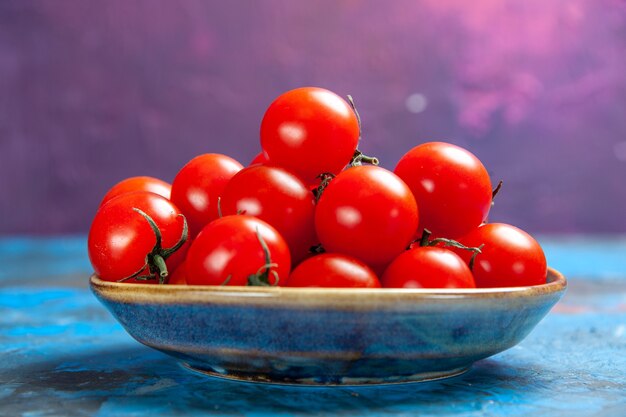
90,268,566,385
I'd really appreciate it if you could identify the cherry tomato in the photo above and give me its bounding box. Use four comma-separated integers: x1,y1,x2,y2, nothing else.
88,192,188,282
381,246,475,288
260,87,360,183
286,253,380,288
454,223,547,287
99,176,171,207
171,153,243,238
220,165,317,265
315,165,419,267
394,142,492,239
249,151,269,166
168,260,188,285
186,215,291,286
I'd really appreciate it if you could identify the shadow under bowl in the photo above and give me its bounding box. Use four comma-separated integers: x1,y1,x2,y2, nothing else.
90,268,566,385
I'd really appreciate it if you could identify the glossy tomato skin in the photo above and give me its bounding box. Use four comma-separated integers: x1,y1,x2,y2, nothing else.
171,154,243,238
249,151,269,166
186,215,291,286
394,142,492,239
88,192,188,282
168,260,188,285
454,223,547,287
220,165,317,265
315,165,419,267
286,253,380,288
99,176,171,207
260,87,360,183
381,246,476,289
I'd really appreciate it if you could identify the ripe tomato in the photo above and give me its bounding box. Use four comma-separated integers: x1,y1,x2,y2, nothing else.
249,151,269,166
88,192,188,282
260,87,360,183
454,223,547,287
170,154,243,238
286,253,381,288
381,246,475,288
220,165,317,265
168,260,188,285
315,165,418,267
394,142,492,239
99,176,171,207
186,215,291,286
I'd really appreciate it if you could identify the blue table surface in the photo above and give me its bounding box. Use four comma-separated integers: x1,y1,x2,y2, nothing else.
1,235,625,417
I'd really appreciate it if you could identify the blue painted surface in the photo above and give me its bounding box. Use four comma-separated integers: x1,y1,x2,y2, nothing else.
1,237,626,416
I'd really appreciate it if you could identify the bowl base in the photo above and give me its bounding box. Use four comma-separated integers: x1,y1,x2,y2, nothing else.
181,362,471,386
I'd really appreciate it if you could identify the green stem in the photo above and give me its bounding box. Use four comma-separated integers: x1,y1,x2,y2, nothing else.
217,197,223,218
419,229,432,247
492,180,503,200
161,214,189,258
350,149,380,167
313,172,335,203
346,95,362,136
469,244,484,271
152,254,168,284
247,228,279,286
346,95,380,167
133,208,162,249
118,208,189,284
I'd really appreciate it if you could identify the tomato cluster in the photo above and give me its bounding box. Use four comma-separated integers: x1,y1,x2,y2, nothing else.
88,87,547,289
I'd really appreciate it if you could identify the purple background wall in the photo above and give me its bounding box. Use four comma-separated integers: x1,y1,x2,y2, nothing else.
1,0,625,235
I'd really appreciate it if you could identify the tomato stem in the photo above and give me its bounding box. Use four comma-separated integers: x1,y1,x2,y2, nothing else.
418,228,483,265
347,95,362,136
312,172,335,203
221,274,233,286
419,229,432,247
346,95,380,167
161,214,188,258
247,227,280,286
116,264,151,283
134,208,162,249
118,208,189,284
468,244,484,271
309,243,326,254
151,254,169,284
428,237,483,257
492,180,503,200
350,149,380,167
217,197,223,218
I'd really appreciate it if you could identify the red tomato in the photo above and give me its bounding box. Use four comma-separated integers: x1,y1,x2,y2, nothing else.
315,165,419,267
394,142,492,239
286,253,380,288
99,176,171,207
186,215,291,286
260,87,360,183
454,223,547,287
249,151,269,166
220,165,317,265
168,260,188,285
170,154,243,238
381,246,475,288
88,192,188,282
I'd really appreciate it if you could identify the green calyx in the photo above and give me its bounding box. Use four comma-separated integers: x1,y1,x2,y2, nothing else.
247,227,280,287
346,95,380,167
117,208,188,284
417,228,484,271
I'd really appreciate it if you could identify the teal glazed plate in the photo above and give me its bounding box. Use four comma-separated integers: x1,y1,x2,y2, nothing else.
90,268,566,385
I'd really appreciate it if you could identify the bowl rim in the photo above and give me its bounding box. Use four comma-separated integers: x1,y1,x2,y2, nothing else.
90,267,566,307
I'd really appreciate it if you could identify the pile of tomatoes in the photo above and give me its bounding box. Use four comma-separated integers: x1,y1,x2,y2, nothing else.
88,87,547,289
